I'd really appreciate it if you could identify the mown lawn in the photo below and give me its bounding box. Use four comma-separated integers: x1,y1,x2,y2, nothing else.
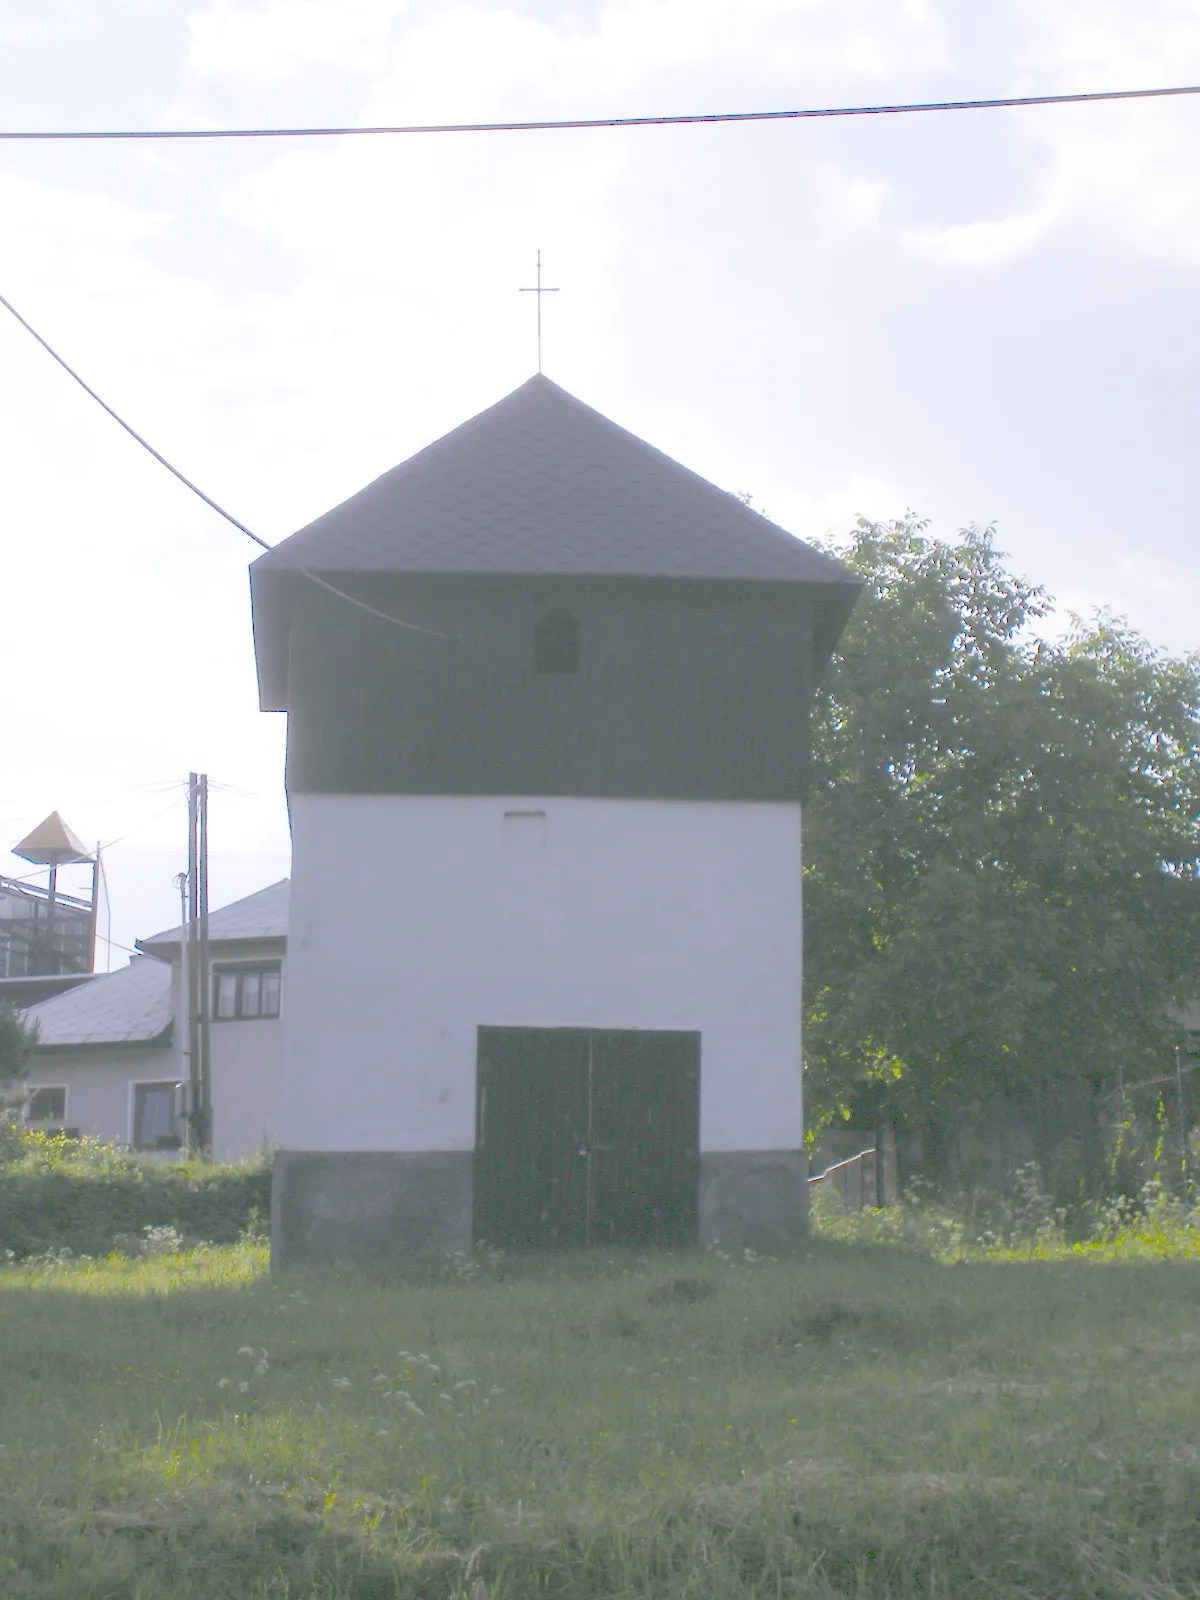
2,1236,1199,1598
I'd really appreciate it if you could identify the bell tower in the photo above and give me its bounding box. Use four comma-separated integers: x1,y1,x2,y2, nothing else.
252,376,859,1265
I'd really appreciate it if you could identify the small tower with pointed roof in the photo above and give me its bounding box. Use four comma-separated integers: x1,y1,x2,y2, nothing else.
252,375,860,1265
3,812,97,982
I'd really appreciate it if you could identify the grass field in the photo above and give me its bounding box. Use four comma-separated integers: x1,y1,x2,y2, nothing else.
2,1229,1200,1599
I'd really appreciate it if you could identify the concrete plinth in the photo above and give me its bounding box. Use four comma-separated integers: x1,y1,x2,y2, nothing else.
699,1150,809,1249
271,1150,473,1269
271,1147,808,1267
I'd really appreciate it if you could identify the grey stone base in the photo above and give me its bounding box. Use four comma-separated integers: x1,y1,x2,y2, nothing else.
271,1147,808,1267
271,1151,473,1270
699,1150,809,1249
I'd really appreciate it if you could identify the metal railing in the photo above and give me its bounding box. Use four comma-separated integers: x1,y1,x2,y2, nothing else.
808,1145,879,1211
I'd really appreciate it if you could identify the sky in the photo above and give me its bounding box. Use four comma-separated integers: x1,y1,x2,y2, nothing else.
1,0,1198,963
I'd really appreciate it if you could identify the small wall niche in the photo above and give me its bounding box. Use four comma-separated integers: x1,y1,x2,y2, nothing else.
533,606,581,674
502,809,547,853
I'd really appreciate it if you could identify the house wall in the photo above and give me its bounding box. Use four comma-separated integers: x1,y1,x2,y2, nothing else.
24,1046,178,1145
281,793,804,1155
210,1012,283,1161
167,946,284,1163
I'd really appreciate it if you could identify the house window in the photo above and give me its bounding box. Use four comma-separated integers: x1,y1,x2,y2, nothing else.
133,1082,180,1150
213,964,282,1021
26,1086,66,1123
533,606,581,674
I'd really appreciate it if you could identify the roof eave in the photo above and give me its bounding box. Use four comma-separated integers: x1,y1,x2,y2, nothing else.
32,1022,174,1053
250,564,291,712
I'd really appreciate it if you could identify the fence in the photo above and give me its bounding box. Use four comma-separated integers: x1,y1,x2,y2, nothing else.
809,1127,899,1212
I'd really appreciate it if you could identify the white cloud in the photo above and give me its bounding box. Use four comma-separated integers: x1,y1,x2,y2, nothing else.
902,206,1049,268
189,0,414,82
187,0,947,94
887,1,1200,270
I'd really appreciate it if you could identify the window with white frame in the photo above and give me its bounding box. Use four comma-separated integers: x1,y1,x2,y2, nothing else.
213,963,282,1021
26,1085,66,1123
133,1082,180,1150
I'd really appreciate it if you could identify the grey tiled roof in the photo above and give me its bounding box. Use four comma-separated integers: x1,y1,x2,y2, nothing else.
251,376,855,584
24,956,172,1048
138,879,289,953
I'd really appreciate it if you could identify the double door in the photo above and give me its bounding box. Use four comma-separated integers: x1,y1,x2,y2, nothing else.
474,1026,700,1249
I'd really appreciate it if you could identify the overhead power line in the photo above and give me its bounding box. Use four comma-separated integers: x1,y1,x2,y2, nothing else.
0,288,447,640
0,84,1197,142
0,288,269,551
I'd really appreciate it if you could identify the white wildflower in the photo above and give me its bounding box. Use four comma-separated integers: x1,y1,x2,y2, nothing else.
237,1346,255,1357
405,1401,424,1417
217,1378,232,1389
332,1376,352,1391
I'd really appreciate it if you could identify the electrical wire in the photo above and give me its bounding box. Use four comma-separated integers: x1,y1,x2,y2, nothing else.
0,290,448,640
1,84,1198,141
99,793,189,852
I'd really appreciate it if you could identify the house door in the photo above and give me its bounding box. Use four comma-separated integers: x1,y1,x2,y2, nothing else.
474,1027,700,1249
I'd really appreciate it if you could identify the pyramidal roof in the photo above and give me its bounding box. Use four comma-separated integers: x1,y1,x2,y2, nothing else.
252,375,853,586
13,812,92,866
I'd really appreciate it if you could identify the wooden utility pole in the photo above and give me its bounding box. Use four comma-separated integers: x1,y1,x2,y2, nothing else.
186,774,202,1153
197,773,212,1157
184,773,213,1158
86,846,101,972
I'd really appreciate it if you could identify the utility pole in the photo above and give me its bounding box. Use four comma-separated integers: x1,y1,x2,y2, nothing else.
186,774,201,1153
197,773,212,1157
86,845,101,972
176,869,192,1151
184,772,213,1158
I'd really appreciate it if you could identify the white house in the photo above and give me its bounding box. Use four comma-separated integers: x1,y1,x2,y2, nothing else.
20,880,288,1162
250,374,860,1264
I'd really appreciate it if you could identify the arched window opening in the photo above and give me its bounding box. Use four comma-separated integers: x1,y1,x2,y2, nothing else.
533,606,581,674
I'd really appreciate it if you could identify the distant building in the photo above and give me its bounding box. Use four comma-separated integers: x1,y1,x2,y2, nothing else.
20,880,287,1162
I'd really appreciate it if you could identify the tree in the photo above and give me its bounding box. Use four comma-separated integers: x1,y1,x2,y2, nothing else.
0,1002,36,1098
803,518,1200,1188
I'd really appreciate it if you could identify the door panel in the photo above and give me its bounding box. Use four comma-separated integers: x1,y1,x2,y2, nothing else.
475,1026,701,1250
590,1031,700,1246
475,1027,589,1248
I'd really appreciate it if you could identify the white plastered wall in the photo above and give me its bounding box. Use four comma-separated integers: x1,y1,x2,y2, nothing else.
209,1010,283,1161
282,795,803,1153
169,949,284,1162
23,1047,178,1145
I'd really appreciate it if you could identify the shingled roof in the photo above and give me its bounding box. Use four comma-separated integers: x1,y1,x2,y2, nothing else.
138,879,289,956
23,956,172,1049
252,375,852,586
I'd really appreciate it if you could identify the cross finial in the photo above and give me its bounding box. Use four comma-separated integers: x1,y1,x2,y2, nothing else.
519,250,559,374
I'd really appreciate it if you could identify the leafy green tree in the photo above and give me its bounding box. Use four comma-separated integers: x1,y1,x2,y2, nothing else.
803,518,1200,1186
0,1002,36,1096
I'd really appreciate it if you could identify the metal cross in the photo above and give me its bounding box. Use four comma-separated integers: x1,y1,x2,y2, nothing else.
519,250,559,373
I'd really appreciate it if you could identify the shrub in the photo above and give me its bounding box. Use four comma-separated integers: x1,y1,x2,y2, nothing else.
0,1129,271,1259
